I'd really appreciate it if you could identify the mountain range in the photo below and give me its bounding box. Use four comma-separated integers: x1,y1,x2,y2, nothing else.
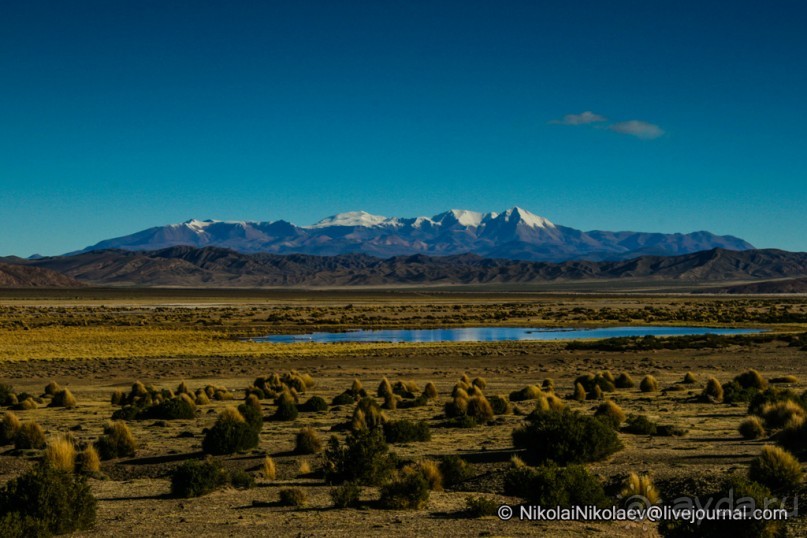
4,246,805,288
75,207,754,262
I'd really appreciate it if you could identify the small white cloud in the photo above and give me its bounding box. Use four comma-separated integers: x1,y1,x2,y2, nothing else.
550,111,608,125
608,120,665,140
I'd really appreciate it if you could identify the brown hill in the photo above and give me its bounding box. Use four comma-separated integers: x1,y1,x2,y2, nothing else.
700,277,807,294
3,246,805,288
0,262,84,288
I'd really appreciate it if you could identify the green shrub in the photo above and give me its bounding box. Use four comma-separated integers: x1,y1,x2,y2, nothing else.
0,466,96,535
623,414,657,435
503,462,607,507
0,384,14,406
294,426,323,454
655,424,688,437
748,388,803,417
749,445,803,492
439,455,473,487
142,396,196,420
739,416,766,439
229,468,255,489
323,428,396,485
278,488,306,507
465,495,499,517
95,421,136,459
513,410,622,465
236,402,263,431
202,408,259,455
171,459,229,497
722,381,760,404
332,392,356,406
379,467,430,510
383,420,431,443
15,422,46,450
299,395,328,412
330,482,361,508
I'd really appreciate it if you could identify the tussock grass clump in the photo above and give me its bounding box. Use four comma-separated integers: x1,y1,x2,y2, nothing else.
621,472,660,505
323,428,395,486
393,380,420,398
573,382,586,401
262,456,276,480
615,373,635,389
682,372,698,384
351,397,386,431
466,395,494,424
176,381,190,395
503,462,607,507
594,400,626,429
471,377,487,389
298,459,312,475
452,385,469,399
273,392,299,421
76,445,101,474
513,410,622,465
379,465,430,510
467,385,484,398
749,445,803,492
423,382,438,400
735,369,768,391
761,400,805,429
171,458,229,498
15,422,46,450
700,376,724,403
509,385,542,402
350,378,363,394
739,416,766,439
202,406,259,455
299,395,328,412
417,460,443,491
0,383,14,406
278,487,307,507
331,482,361,508
48,388,77,408
444,396,468,418
0,465,96,535
294,426,323,454
0,411,20,445
95,421,136,460
110,390,125,405
546,393,565,411
488,394,512,415
439,455,473,487
575,373,615,394
195,391,210,405
382,392,401,410
771,375,799,384
43,436,76,472
542,378,554,392
14,397,38,411
383,420,431,443
44,381,61,396
332,392,356,406
639,375,659,393
377,378,393,398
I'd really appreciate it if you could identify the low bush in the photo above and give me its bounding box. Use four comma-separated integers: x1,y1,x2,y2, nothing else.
379,466,430,510
76,445,101,475
655,424,688,437
488,395,512,415
594,400,626,429
722,381,760,404
171,459,229,497
332,392,356,406
278,488,306,507
323,428,396,486
383,420,431,443
682,372,698,384
48,389,77,409
330,482,361,508
274,393,299,421
229,469,255,489
749,445,803,492
509,385,543,401
202,407,260,455
735,369,768,391
513,410,622,465
298,395,328,412
142,396,196,420
623,414,658,435
0,466,96,536
700,376,724,403
0,412,20,445
465,495,499,517
615,373,635,389
503,462,607,507
466,396,494,424
423,382,438,400
439,455,473,487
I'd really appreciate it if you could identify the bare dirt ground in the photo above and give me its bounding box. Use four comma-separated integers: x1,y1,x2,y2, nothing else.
0,290,805,537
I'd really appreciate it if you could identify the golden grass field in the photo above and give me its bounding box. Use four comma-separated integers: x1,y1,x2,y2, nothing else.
0,289,806,537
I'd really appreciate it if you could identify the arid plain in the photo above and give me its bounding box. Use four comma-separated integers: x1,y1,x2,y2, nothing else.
1,288,806,537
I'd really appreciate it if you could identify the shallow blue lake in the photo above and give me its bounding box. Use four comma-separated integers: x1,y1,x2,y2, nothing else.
254,326,759,344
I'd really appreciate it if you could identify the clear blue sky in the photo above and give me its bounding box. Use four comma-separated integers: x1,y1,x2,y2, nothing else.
1,1,805,256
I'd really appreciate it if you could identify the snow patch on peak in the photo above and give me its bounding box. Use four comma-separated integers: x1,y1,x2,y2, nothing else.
500,207,555,228
308,211,392,228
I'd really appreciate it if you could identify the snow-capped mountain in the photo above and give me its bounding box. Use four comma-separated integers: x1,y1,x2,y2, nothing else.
76,207,754,262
